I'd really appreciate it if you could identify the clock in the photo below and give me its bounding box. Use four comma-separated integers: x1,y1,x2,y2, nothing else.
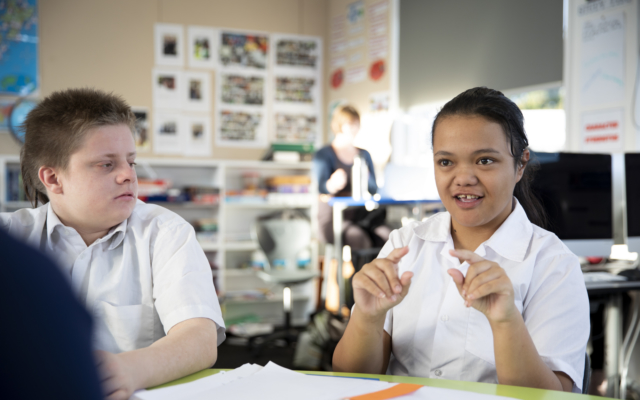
8,98,38,145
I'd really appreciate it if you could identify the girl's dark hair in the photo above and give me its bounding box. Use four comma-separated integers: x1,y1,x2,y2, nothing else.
431,87,548,228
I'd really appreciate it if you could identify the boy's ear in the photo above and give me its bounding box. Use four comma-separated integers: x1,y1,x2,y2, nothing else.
38,166,64,195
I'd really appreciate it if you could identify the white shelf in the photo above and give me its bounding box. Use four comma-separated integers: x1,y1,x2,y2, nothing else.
224,202,311,209
223,295,310,304
2,201,32,209
150,201,219,209
224,241,258,251
224,269,256,277
199,242,220,252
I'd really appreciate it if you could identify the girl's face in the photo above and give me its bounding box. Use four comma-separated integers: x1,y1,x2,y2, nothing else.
52,124,138,232
334,121,360,146
433,115,527,230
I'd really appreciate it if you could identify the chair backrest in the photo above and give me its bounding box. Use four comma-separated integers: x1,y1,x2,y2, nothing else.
253,212,311,271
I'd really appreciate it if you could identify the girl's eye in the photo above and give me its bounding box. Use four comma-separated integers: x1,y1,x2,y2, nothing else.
439,159,452,167
478,158,494,165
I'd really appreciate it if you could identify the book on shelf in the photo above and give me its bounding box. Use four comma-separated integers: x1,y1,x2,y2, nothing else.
5,164,26,202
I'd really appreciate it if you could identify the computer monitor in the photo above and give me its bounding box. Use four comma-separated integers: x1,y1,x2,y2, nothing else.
625,154,640,252
531,152,613,256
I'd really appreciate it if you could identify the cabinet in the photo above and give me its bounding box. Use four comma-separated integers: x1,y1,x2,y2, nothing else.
0,155,318,326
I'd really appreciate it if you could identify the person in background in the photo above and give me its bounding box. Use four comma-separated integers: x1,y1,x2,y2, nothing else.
0,228,104,400
332,87,590,393
313,105,390,251
0,88,225,400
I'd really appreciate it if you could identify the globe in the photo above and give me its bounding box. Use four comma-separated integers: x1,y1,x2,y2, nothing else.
9,99,38,144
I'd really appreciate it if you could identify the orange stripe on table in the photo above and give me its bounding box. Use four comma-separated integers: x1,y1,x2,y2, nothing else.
345,383,423,400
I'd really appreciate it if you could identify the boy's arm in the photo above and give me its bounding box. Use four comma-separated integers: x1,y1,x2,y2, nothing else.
96,317,218,400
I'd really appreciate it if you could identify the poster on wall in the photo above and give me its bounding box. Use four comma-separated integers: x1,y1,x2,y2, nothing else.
188,26,217,69
183,115,212,157
274,112,318,143
155,24,184,67
153,111,184,154
368,0,389,61
152,68,183,109
0,0,38,95
132,108,150,153
580,108,623,152
219,71,265,106
218,30,269,70
275,76,318,106
183,71,211,112
580,12,625,107
215,108,267,147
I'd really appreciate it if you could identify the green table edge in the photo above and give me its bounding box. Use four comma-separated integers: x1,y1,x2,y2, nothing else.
149,369,612,400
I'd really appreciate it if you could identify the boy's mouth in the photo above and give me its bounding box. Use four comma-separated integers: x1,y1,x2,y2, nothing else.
115,192,135,200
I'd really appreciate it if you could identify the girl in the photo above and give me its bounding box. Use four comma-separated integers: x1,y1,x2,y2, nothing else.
332,87,589,393
0,88,225,400
313,105,390,250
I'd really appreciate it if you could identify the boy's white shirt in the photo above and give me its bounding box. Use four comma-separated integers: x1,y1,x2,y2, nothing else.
0,199,225,353
375,199,589,393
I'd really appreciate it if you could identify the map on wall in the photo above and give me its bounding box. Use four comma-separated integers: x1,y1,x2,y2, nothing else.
0,0,38,95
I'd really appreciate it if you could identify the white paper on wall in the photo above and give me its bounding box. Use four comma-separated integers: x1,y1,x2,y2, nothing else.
215,107,267,148
580,108,624,152
132,107,151,153
152,68,183,109
183,115,212,157
580,12,625,107
183,71,212,112
155,24,184,67
218,29,269,71
153,111,184,154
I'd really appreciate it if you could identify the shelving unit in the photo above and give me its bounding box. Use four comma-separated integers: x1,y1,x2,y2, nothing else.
0,155,318,327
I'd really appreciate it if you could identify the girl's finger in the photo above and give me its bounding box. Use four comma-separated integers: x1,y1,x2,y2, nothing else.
355,273,390,300
465,266,504,298
377,259,404,294
462,261,495,295
467,278,511,304
386,246,409,264
362,265,395,299
447,268,465,295
449,249,485,264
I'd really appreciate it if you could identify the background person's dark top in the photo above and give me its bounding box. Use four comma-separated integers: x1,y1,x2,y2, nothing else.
313,145,377,196
0,228,104,400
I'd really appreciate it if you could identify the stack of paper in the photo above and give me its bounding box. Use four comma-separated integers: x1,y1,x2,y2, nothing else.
133,362,517,400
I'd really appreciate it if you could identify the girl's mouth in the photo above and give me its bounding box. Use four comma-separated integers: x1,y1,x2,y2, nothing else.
454,194,484,208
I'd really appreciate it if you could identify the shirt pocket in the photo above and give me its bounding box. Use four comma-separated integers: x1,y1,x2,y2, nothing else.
464,299,524,366
94,301,154,353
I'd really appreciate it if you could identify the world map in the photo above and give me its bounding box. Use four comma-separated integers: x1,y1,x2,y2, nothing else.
0,0,38,94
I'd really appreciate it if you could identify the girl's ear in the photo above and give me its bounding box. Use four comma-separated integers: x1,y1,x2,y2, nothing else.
38,166,64,195
516,149,530,182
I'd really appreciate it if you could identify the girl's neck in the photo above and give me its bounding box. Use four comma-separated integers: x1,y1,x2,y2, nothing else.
331,141,358,163
450,199,515,253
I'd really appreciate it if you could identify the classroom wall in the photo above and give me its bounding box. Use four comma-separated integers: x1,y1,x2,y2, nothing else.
0,0,328,158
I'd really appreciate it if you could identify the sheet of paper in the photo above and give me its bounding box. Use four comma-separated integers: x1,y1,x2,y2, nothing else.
133,363,263,400
183,115,212,157
183,71,211,112
155,23,184,67
153,111,184,155
152,69,183,109
188,26,217,69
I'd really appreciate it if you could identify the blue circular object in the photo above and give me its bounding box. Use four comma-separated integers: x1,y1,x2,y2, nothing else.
9,98,38,144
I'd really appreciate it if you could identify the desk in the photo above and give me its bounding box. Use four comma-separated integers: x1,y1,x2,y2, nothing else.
150,368,613,399
327,197,441,309
585,280,640,398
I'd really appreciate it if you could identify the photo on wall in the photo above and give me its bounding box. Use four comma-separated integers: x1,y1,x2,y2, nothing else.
183,71,211,112
274,113,317,143
155,23,184,67
132,108,150,153
219,31,269,70
188,26,216,69
275,76,316,104
276,39,319,69
152,68,183,109
153,111,184,155
217,109,265,146
183,115,212,157
220,73,264,105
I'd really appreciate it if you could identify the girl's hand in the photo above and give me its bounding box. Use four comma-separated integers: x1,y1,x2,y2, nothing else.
352,247,414,320
95,350,138,400
447,249,518,324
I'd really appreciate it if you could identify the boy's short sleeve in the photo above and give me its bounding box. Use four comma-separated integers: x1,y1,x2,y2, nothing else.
151,221,226,344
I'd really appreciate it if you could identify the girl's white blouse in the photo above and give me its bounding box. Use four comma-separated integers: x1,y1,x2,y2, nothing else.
376,200,589,393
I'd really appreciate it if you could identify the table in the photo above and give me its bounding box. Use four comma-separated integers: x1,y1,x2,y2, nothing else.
585,280,640,398
327,197,441,309
149,368,613,399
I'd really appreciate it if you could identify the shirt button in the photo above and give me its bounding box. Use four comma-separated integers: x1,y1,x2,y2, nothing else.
434,369,442,377
440,314,449,322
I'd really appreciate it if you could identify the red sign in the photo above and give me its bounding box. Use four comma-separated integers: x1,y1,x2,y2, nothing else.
331,69,344,89
370,60,385,81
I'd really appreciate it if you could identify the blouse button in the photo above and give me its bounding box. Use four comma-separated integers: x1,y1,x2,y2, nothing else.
440,314,449,322
434,369,442,377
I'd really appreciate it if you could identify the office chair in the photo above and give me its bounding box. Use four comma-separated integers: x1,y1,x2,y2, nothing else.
249,210,319,353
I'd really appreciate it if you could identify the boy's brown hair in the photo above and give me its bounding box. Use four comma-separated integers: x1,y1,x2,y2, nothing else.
330,105,360,134
21,88,137,207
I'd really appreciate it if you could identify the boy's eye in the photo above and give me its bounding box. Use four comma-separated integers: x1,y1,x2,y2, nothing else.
129,162,137,167
101,163,113,168
478,158,494,165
